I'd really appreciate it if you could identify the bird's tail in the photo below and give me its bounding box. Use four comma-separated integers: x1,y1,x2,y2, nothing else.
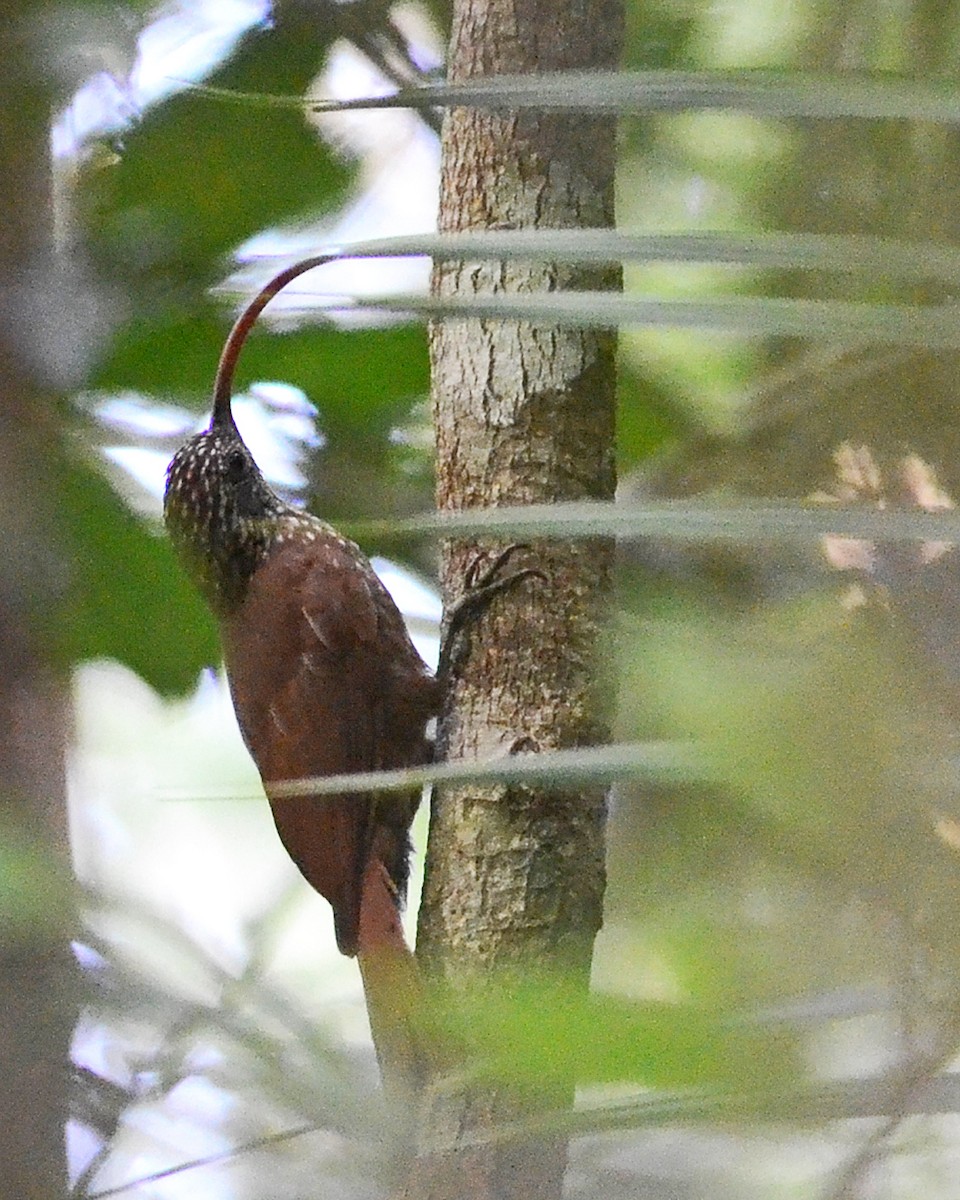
357,856,437,1096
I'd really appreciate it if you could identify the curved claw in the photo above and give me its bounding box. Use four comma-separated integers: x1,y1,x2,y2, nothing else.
464,542,535,591
438,544,547,691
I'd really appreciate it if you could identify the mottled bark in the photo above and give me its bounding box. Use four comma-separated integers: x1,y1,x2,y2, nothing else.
411,0,622,1193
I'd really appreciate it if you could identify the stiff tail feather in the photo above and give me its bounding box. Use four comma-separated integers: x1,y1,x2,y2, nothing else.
357,856,438,1095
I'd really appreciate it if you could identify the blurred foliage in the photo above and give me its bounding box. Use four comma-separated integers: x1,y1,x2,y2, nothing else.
80,13,351,289
92,312,428,429
0,819,74,943
71,898,400,1200
55,449,218,691
435,973,799,1097
615,592,960,918
34,0,960,1194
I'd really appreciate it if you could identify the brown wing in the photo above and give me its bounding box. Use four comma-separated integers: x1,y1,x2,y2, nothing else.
220,530,437,954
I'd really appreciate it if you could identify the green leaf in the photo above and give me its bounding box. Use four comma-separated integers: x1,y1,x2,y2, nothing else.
91,303,228,404
222,323,430,442
54,453,218,694
252,742,696,802
190,68,960,124
82,22,350,283
220,228,960,286
344,290,960,346
617,364,687,466
440,977,797,1096
91,304,429,435
0,820,72,942
220,244,960,341
363,498,960,542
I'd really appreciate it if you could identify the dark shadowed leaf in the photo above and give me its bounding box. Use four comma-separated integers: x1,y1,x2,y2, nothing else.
81,20,351,284
54,453,217,693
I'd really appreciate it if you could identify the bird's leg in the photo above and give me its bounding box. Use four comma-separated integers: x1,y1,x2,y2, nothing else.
435,543,546,697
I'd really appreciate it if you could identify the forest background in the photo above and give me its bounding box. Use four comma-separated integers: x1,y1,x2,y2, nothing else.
5,0,960,1197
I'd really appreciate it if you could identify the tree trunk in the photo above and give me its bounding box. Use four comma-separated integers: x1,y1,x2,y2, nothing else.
411,0,622,1193
0,6,78,1196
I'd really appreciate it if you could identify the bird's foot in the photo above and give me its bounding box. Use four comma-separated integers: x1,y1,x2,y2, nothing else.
437,544,546,688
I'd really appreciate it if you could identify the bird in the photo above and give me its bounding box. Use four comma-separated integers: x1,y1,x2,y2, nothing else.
163,257,541,1088
163,256,440,963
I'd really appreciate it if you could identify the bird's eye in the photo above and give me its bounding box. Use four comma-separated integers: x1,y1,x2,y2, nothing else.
225,448,247,482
